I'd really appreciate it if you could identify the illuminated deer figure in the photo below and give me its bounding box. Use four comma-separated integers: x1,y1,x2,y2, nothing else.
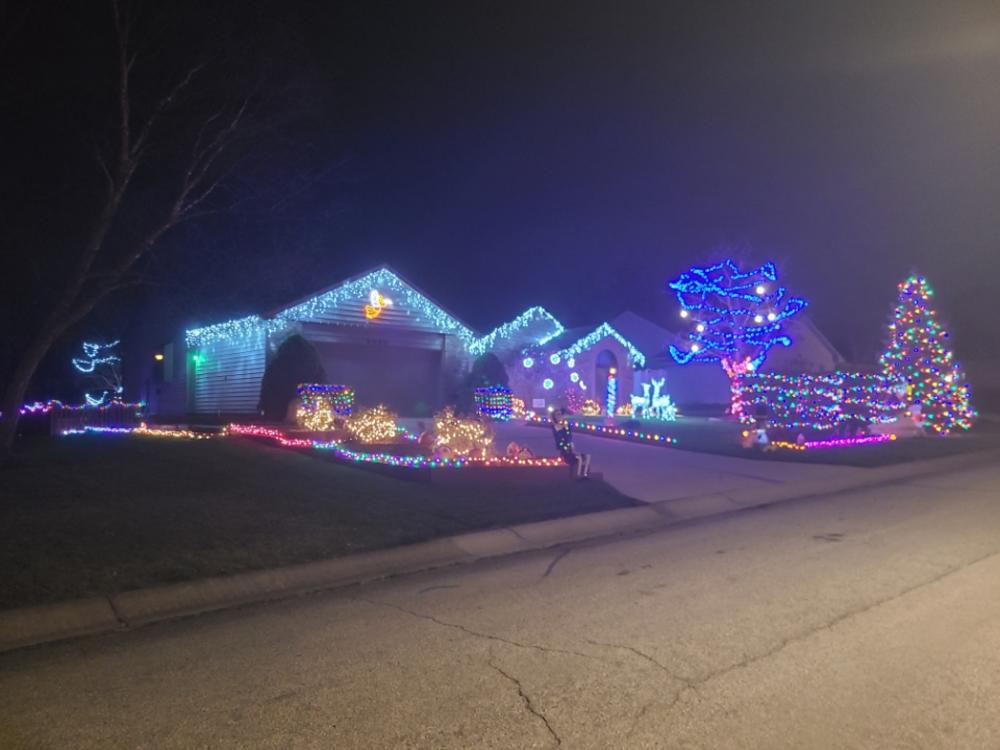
631,382,651,417
648,378,678,421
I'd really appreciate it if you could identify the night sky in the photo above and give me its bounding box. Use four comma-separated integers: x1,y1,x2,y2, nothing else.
5,1,1000,396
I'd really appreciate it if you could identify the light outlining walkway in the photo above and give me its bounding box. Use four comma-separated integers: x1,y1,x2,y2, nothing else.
2,461,999,748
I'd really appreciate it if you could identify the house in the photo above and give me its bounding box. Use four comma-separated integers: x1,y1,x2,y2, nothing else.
144,264,845,419
152,266,478,417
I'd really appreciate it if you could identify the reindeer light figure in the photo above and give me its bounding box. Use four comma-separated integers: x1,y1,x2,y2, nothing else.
648,377,679,421
630,382,651,418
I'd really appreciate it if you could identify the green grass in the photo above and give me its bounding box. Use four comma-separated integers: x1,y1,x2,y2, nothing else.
0,435,635,610
572,415,1000,467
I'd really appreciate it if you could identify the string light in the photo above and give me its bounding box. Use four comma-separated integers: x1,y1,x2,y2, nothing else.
606,367,617,416
771,434,896,451
580,399,601,416
18,399,145,416
187,268,476,349
740,371,902,431
878,275,975,435
667,259,808,416
295,384,354,431
474,386,514,421
469,306,565,356
431,407,494,458
346,404,399,444
553,322,646,367
527,415,679,446
228,423,563,469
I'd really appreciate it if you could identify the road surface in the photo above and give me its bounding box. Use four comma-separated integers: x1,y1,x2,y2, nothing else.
2,460,999,749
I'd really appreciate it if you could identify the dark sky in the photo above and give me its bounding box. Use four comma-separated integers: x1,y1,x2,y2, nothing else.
7,0,1000,395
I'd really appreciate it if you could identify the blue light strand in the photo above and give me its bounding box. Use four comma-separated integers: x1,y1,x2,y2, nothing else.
667,259,808,370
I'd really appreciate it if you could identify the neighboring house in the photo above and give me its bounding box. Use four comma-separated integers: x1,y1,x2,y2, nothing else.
144,265,846,418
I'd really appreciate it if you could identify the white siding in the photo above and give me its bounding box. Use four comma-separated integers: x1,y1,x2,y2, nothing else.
192,334,266,414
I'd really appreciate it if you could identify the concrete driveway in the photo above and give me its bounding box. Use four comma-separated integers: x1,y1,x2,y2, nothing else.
493,422,865,503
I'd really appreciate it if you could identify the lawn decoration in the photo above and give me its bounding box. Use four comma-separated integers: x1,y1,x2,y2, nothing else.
72,340,123,406
615,403,633,417
580,399,602,416
668,259,808,418
879,276,974,434
510,396,527,420
295,384,354,431
562,387,585,414
632,378,679,421
431,407,494,458
474,385,513,421
346,404,398,444
740,371,901,431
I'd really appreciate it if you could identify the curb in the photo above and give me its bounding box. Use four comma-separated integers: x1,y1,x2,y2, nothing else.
2,447,998,654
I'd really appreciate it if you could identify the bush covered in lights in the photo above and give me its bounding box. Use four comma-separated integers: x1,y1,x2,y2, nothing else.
346,404,399,444
741,371,902,431
431,406,494,458
580,399,602,416
295,384,354,431
473,385,513,421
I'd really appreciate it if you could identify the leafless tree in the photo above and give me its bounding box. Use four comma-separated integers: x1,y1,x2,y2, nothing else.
0,1,273,456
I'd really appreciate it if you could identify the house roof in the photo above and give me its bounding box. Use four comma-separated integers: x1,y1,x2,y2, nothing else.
187,265,478,348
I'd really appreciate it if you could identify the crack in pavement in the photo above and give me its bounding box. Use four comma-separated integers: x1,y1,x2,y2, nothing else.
353,596,601,662
542,548,573,578
488,659,561,747
668,547,1000,708
584,638,695,688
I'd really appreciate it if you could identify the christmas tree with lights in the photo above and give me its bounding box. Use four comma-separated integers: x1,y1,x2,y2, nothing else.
879,275,974,435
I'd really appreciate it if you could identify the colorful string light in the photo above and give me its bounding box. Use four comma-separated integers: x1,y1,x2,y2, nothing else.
227,423,563,469
527,415,679,446
474,386,514,421
878,276,975,435
295,384,354,431
771,434,896,451
740,371,902,431
431,407,494,458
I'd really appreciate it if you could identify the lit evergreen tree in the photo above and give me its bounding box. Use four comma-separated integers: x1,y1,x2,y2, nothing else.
879,275,975,434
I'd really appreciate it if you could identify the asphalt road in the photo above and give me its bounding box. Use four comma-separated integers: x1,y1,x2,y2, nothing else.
2,460,999,749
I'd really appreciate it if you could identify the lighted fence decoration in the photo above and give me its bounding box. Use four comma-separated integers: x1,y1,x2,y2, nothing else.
740,371,902,431
16,399,146,435
473,386,513,421
295,384,354,431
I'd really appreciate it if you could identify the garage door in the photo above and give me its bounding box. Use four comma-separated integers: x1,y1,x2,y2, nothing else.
312,340,443,416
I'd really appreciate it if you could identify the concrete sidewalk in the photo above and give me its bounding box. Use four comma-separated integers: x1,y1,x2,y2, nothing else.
2,445,996,655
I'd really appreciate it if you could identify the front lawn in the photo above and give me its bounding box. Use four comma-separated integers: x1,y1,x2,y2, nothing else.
0,435,635,610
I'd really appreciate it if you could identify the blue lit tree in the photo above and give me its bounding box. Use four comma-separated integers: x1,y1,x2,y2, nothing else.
667,259,808,418
72,340,123,406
